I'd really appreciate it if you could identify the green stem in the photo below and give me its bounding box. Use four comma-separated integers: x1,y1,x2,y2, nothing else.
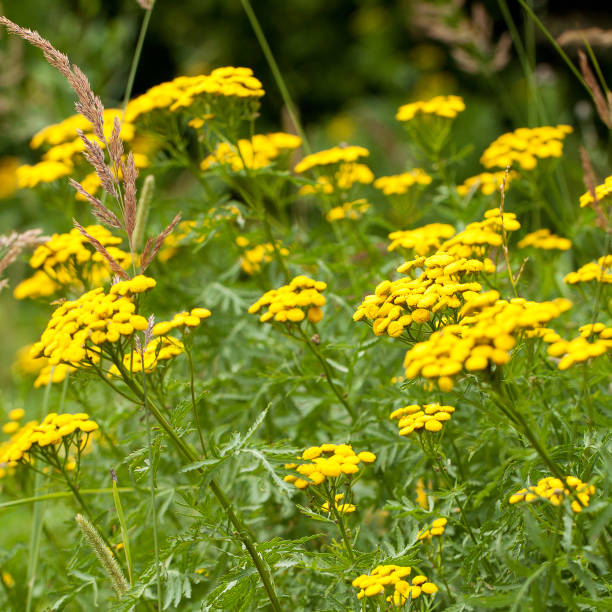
185,346,208,457
141,348,163,610
295,325,356,421
0,488,135,510
117,373,283,611
542,507,563,600
491,383,565,480
433,454,478,546
240,0,310,153
25,373,54,612
515,0,588,93
325,484,355,561
121,7,154,116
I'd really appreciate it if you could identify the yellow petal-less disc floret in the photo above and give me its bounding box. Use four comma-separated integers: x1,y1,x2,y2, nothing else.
579,173,612,208
509,475,595,513
201,132,301,172
152,308,212,337
480,125,572,170
284,444,376,490
249,276,327,325
390,404,455,437
402,295,571,390
30,279,159,370
13,225,134,300
0,412,99,472
517,229,571,251
456,170,517,197
564,255,612,285
352,565,438,607
396,95,465,121
374,169,432,195
294,145,369,174
417,517,448,540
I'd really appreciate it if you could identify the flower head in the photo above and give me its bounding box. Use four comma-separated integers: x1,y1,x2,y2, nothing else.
249,276,326,324
352,565,438,606
390,404,455,436
509,476,595,513
480,125,572,170
396,95,465,121
284,443,376,490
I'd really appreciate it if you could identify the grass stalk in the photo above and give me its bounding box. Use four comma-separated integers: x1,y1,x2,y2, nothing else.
121,6,154,117
240,0,310,153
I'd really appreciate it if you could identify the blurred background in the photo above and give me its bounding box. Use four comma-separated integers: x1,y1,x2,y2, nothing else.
1,0,612,379
1,0,611,166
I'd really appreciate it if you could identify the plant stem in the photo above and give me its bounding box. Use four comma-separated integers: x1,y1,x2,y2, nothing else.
433,454,478,546
116,373,283,611
240,0,310,153
295,325,356,421
26,373,54,612
121,6,154,116
141,348,163,610
515,0,588,93
185,346,208,457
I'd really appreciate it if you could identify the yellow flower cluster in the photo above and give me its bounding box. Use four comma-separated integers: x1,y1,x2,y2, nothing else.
579,322,612,338
293,145,369,174
248,276,326,324
298,163,374,195
353,252,489,339
14,225,133,300
545,323,612,370
16,160,73,189
125,67,265,123
0,412,98,467
352,566,438,606
0,156,19,198
480,125,572,170
30,277,155,367
13,344,76,388
403,293,572,391
200,132,301,171
108,337,185,377
509,476,595,513
325,199,370,222
456,170,516,196
30,109,135,150
284,444,376,490
418,517,448,540
439,208,520,258
416,478,429,509
564,255,612,284
238,240,290,275
579,174,612,208
321,493,356,514
18,109,146,193
517,229,571,251
151,308,212,336
390,404,455,435
396,95,465,121
374,169,432,195
34,364,76,388
2,409,25,435
387,223,456,256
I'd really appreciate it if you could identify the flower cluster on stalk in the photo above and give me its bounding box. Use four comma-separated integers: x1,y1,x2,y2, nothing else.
284,444,376,490
390,404,456,435
249,275,326,324
352,565,439,606
480,125,572,170
509,476,595,513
